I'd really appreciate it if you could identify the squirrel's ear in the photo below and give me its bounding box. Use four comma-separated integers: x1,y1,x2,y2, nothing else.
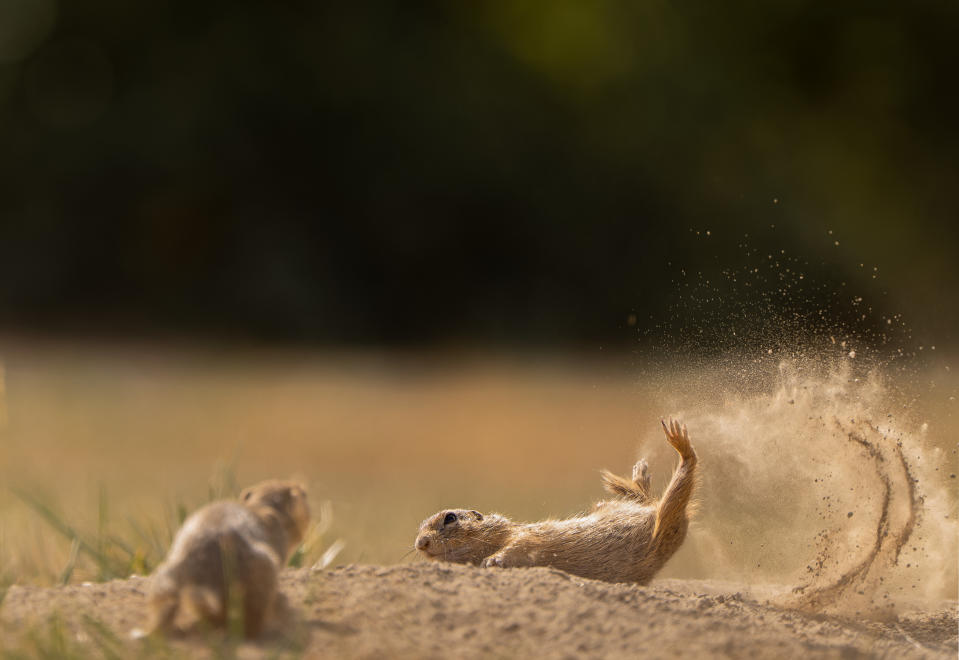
471,510,484,520
241,489,253,502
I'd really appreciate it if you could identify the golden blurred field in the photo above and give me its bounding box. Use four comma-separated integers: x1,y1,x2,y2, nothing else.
0,339,670,587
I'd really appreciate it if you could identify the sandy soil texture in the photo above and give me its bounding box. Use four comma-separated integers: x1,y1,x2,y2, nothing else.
2,563,955,659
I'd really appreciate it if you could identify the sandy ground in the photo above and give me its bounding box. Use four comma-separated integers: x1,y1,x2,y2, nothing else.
2,563,956,659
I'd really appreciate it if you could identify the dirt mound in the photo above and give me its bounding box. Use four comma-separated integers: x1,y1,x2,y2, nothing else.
2,563,955,658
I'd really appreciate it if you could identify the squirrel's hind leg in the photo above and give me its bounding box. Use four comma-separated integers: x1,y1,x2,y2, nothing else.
601,458,654,504
632,459,653,501
143,569,181,637
241,552,279,638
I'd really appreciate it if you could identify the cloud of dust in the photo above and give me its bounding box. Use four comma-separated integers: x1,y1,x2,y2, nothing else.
643,355,957,618
634,225,957,618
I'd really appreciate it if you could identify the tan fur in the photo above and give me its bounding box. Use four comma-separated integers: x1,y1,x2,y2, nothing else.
414,419,697,585
144,480,310,638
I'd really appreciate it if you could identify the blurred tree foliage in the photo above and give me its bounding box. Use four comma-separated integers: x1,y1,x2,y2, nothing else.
0,1,955,345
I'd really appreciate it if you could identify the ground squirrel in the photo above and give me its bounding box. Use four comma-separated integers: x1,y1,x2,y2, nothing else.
414,419,697,584
142,480,310,638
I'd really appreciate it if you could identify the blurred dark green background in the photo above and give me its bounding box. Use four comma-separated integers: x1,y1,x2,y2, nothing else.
0,1,956,347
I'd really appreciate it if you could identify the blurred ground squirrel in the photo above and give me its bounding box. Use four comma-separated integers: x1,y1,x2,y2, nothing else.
140,480,309,638
414,419,697,584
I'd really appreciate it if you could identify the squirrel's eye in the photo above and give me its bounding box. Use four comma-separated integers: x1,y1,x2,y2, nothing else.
442,512,457,525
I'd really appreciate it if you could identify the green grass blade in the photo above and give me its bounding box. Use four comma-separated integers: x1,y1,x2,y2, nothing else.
58,538,80,586
10,488,120,580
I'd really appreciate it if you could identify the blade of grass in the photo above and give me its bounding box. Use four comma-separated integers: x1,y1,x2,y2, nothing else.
10,488,120,580
107,533,152,577
126,516,167,560
58,538,80,586
80,614,126,660
97,485,108,559
106,534,137,560
311,539,346,571
25,613,77,660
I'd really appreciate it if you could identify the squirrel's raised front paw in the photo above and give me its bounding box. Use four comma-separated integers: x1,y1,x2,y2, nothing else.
482,555,506,568
662,418,694,458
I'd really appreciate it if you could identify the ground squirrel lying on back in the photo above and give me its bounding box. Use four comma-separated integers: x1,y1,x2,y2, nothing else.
414,419,697,584
142,480,309,638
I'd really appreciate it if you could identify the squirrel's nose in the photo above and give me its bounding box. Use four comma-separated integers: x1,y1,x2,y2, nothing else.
415,535,430,551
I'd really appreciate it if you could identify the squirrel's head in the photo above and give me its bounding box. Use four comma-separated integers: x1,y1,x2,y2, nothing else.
240,480,311,550
414,509,509,565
